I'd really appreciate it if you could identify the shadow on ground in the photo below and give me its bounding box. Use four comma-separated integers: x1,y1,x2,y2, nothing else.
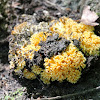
0,42,9,64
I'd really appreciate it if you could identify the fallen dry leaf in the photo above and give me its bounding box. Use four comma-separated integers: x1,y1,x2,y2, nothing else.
81,6,99,26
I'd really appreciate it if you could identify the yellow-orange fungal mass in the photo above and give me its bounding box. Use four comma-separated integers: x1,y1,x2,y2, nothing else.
50,17,100,55
9,17,100,84
41,43,86,84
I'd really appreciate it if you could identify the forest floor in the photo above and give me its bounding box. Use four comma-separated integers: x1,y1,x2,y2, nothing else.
0,0,100,100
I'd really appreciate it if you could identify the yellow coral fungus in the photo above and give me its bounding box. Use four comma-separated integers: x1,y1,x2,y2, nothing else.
23,68,36,79
11,22,28,34
9,16,100,84
31,65,42,75
50,17,100,55
80,31,100,55
11,22,35,35
41,43,86,84
50,17,94,39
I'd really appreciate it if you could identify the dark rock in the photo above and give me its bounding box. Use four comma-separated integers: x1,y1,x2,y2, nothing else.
72,39,80,48
33,51,44,68
39,33,70,58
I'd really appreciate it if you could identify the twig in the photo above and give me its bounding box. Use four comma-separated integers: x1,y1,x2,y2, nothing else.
41,86,100,100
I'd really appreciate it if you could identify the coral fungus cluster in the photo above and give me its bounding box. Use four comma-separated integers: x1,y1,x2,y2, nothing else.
50,17,100,55
9,17,100,84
